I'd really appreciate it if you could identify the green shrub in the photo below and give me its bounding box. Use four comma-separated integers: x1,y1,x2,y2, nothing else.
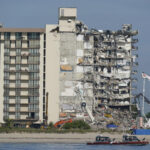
62,120,90,130
48,122,54,129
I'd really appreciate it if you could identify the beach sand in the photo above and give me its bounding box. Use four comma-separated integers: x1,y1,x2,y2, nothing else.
0,132,150,143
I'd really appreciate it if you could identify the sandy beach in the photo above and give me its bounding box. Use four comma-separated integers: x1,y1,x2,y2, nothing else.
0,133,150,143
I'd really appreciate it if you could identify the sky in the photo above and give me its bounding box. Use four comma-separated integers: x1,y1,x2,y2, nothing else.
0,0,150,111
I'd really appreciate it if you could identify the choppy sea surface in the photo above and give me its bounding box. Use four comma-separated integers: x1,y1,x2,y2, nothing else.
0,143,150,150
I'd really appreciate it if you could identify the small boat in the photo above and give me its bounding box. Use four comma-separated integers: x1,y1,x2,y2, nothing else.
87,135,111,145
87,135,149,146
112,135,149,146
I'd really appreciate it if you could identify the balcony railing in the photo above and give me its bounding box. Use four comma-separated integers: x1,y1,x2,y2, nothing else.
3,100,9,104
28,93,39,96
3,116,9,120
3,84,9,88
29,53,40,56
28,108,39,112
28,61,40,65
26,116,39,120
3,108,9,112
4,52,10,56
29,77,40,80
4,60,10,64
4,76,9,80
28,69,40,73
28,85,40,88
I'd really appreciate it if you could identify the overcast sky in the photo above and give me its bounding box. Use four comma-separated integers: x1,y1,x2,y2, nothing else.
0,0,150,109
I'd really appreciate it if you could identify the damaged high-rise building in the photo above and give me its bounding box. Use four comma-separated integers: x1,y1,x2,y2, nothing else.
0,8,138,125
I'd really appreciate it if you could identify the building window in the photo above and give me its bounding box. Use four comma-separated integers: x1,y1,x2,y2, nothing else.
15,32,22,40
16,49,21,55
4,40,10,47
4,79,9,84
29,40,40,48
16,41,22,48
16,72,20,79
27,33,40,40
4,48,9,54
16,56,21,64
4,72,9,78
15,112,20,119
4,64,9,70
4,32,10,40
16,64,21,71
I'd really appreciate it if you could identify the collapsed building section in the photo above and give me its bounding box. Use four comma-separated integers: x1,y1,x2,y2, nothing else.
91,26,138,109
59,8,138,123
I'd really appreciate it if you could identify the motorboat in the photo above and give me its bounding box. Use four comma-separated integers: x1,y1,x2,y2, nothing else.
87,135,149,146
112,135,149,146
87,135,111,145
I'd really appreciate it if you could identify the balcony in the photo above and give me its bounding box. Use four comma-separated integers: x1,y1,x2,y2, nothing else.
28,108,39,113
4,76,9,80
4,84,9,88
4,52,10,56
4,68,10,72
20,77,29,81
28,101,39,104
16,45,22,48
3,108,9,112
28,61,40,65
9,107,16,112
26,116,39,121
4,60,10,64
21,36,28,41
28,85,40,88
29,76,40,80
21,53,29,57
28,93,39,96
9,99,16,104
28,69,40,73
20,99,28,104
29,53,40,56
20,107,28,112
4,45,11,48
29,45,40,49
19,69,29,73
3,116,9,120
3,100,9,104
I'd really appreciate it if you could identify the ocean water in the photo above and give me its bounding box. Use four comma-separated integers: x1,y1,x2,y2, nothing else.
0,143,150,150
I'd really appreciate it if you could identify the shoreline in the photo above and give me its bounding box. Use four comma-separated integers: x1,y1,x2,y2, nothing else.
0,133,150,143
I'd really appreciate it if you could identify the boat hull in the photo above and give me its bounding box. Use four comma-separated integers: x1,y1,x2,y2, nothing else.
87,141,149,146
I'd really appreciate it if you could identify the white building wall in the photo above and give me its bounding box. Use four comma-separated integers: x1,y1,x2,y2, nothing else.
38,33,44,123
46,24,60,123
0,41,4,123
